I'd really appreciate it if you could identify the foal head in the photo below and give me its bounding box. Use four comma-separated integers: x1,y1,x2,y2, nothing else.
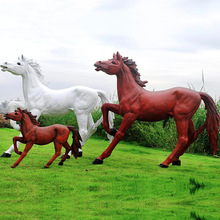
4,108,23,122
4,108,40,126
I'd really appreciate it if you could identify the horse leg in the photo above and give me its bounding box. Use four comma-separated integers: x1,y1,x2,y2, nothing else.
82,113,98,143
74,113,90,157
44,142,62,168
92,113,137,164
1,133,23,158
101,103,120,135
58,142,71,166
11,142,33,168
88,111,113,144
88,113,98,135
160,119,190,168
172,119,196,166
60,112,87,159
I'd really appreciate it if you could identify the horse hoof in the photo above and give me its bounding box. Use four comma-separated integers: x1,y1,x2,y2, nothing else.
172,160,181,166
44,166,49,169
58,162,63,166
110,128,118,136
159,163,168,168
92,158,103,165
77,152,82,157
11,166,16,168
60,155,70,159
1,152,11,158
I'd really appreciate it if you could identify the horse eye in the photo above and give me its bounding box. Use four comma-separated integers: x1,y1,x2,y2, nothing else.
15,112,18,115
112,61,116,64
17,62,21,65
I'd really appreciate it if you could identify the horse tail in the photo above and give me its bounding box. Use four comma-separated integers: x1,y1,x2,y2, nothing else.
96,90,114,129
67,126,82,159
195,92,219,154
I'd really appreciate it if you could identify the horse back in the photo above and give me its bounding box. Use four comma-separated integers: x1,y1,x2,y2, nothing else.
136,87,201,121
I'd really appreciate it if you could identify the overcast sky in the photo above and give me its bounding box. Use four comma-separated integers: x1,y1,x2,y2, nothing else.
1,0,220,103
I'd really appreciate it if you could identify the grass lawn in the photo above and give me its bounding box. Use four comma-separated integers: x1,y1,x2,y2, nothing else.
0,128,219,220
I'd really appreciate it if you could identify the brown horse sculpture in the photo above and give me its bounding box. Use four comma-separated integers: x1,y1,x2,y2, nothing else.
93,52,219,167
5,108,82,168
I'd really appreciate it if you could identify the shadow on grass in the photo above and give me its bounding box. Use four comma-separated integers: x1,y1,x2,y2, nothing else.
190,211,206,220
189,178,205,195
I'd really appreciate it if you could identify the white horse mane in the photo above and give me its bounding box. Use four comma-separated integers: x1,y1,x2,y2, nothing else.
24,57,48,86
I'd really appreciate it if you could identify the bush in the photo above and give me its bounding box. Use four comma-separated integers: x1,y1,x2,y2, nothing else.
0,114,12,128
39,112,78,128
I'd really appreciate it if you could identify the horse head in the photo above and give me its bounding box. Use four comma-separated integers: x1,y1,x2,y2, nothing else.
4,108,23,121
0,55,29,76
95,52,148,87
94,52,123,75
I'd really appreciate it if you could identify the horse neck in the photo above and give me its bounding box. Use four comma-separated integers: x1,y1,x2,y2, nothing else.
22,68,48,103
117,64,142,101
20,114,35,134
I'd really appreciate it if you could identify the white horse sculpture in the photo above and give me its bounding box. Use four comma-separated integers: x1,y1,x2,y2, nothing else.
1,55,114,157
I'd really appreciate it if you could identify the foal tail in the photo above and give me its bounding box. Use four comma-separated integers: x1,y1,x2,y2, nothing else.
67,126,82,159
195,92,219,154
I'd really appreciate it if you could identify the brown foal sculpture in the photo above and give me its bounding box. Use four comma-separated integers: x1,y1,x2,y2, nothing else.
93,52,219,167
5,108,82,168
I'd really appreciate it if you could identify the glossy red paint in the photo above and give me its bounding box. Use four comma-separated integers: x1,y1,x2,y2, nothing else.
5,108,81,168
94,52,219,167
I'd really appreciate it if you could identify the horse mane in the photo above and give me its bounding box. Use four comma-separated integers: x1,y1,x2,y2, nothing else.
26,59,48,86
122,57,148,87
22,109,40,126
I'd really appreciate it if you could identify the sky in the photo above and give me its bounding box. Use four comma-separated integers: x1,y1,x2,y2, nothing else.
0,0,220,103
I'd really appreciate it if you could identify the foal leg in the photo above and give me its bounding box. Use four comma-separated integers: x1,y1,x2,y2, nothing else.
58,142,71,166
1,101,25,157
44,142,62,168
93,113,137,164
1,133,23,158
13,136,26,155
11,142,33,168
160,119,190,168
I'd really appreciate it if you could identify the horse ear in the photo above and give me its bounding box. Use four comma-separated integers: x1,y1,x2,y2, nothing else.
17,108,22,112
113,53,117,60
21,55,26,62
116,52,122,63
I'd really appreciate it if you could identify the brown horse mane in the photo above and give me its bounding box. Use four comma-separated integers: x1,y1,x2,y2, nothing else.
122,56,148,87
22,109,40,126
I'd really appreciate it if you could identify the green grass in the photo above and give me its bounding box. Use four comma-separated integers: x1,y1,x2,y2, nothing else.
0,128,219,219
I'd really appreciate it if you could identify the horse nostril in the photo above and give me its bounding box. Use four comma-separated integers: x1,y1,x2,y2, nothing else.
4,62,7,65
